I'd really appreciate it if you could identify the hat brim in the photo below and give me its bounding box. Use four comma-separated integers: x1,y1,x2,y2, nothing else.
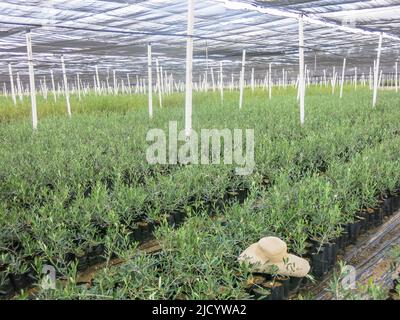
239,250,310,278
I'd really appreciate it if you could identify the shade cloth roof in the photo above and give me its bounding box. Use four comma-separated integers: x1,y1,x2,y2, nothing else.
0,0,399,84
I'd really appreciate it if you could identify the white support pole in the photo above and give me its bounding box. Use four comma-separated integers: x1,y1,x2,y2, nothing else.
42,76,48,100
298,15,305,126
395,62,398,93
95,65,101,95
239,49,246,109
184,0,194,138
220,61,223,104
210,67,216,92
61,55,72,118
156,58,162,109
127,73,132,94
354,67,357,90
205,44,208,92
373,33,383,108
161,68,165,95
106,68,110,94
16,73,23,102
77,73,81,101
8,64,16,105
331,66,336,94
135,75,139,94
268,63,272,100
251,67,255,92
148,43,153,118
26,31,38,129
369,66,373,90
340,58,346,98
113,70,117,95
50,69,57,102
93,75,97,93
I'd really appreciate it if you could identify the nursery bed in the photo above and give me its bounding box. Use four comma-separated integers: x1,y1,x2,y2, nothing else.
313,210,400,300
2,88,400,300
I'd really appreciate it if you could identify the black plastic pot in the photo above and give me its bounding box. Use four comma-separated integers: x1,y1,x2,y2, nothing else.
275,276,290,299
10,273,27,291
357,212,368,233
64,252,76,263
214,199,225,212
263,281,285,300
173,210,184,226
137,222,149,240
288,277,304,293
0,275,14,298
132,227,142,242
391,195,400,212
333,234,345,251
249,274,268,290
166,214,175,227
25,270,37,288
326,242,338,268
372,208,383,227
382,198,393,217
347,220,362,245
311,248,329,279
77,255,88,272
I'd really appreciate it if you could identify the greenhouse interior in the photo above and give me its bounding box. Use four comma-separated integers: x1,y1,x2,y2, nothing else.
0,0,400,302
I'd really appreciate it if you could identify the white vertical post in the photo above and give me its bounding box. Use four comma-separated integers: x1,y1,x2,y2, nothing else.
26,31,38,129
43,76,48,100
77,73,81,101
156,58,162,109
219,61,223,104
95,65,101,95
395,61,398,93
61,55,71,118
127,73,132,94
161,68,166,95
205,44,208,92
106,68,110,94
16,73,23,101
135,75,139,94
239,49,246,109
314,52,317,72
369,66,373,90
340,58,346,98
113,70,117,95
210,67,216,92
298,15,305,126
331,66,336,94
148,43,153,118
251,67,255,92
373,33,383,108
269,63,272,100
8,64,16,105
354,67,357,90
184,0,194,138
50,69,57,102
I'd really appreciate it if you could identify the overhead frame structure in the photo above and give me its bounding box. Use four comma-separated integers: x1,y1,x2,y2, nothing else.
0,0,399,86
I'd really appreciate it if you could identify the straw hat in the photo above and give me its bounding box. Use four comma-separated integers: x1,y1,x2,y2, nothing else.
238,236,310,277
